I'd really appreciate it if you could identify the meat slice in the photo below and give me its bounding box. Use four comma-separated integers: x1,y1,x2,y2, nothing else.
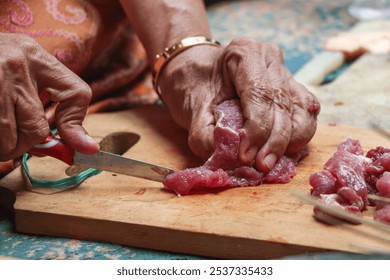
163,99,305,195
365,152,390,187
376,171,390,198
374,205,390,224
309,138,390,224
309,170,337,197
373,172,390,223
310,138,370,212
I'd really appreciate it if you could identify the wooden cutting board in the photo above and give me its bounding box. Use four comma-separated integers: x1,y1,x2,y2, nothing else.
1,105,390,259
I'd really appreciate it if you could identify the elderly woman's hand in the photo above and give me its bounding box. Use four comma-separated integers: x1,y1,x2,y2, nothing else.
158,38,320,172
0,33,99,162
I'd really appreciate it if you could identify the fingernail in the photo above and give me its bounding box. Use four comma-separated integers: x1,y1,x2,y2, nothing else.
85,134,99,147
243,146,258,163
263,153,277,171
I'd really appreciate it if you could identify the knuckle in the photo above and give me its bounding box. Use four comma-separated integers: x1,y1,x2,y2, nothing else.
244,83,274,108
19,37,43,59
25,117,50,140
78,81,93,101
226,38,256,58
20,34,39,49
0,47,26,70
244,82,291,111
62,79,92,104
8,33,41,54
272,87,293,113
266,41,282,54
230,37,257,47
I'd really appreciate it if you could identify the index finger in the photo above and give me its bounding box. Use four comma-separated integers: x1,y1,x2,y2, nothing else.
32,48,99,154
223,39,275,164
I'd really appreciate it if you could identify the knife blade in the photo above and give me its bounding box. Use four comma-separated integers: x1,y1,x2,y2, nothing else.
73,150,173,182
30,134,174,182
65,132,141,177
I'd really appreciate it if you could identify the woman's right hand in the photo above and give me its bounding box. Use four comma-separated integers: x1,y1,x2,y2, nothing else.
0,33,99,162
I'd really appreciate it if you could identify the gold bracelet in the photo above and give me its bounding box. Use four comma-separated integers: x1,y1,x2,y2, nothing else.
152,36,221,96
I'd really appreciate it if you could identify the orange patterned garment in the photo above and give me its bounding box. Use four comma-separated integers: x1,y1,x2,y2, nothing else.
0,0,158,176
0,0,158,110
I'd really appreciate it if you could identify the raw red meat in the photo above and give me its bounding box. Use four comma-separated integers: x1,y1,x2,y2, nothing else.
163,99,306,195
309,138,390,223
309,170,337,197
376,171,390,198
374,205,390,224
373,172,390,222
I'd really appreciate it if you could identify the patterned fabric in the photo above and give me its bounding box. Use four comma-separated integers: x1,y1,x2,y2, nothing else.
0,0,158,110
0,0,158,178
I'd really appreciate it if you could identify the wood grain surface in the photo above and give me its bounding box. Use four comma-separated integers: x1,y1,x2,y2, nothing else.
1,105,390,259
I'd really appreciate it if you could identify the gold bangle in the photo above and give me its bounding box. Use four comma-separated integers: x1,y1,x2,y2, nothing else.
152,36,221,96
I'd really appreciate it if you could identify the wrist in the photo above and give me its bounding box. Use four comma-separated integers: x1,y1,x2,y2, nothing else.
119,0,212,63
152,36,221,96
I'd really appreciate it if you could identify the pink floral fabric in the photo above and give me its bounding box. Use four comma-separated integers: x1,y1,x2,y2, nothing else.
0,0,158,110
0,0,158,177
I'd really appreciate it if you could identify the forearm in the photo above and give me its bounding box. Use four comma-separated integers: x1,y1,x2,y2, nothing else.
118,0,212,65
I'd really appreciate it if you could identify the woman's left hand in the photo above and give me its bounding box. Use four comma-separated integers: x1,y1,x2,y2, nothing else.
157,38,320,172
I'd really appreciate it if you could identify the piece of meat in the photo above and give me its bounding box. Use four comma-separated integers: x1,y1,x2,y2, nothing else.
376,171,390,198
374,204,390,224
313,193,362,225
310,138,370,210
263,156,297,184
309,170,337,197
365,153,390,187
163,99,306,195
373,172,390,223
309,139,390,224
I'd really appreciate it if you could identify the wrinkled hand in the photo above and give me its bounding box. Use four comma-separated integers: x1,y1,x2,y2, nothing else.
0,33,99,162
158,38,320,172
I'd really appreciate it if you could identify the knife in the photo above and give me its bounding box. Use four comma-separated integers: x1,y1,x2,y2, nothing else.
30,134,174,182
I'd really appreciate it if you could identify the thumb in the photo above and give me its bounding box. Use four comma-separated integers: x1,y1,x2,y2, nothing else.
53,88,99,154
59,124,99,154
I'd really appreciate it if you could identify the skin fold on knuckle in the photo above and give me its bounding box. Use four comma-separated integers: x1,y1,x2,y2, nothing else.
265,42,284,63
21,116,50,140
272,87,293,114
240,83,275,139
52,78,92,103
55,103,87,128
0,49,29,84
21,36,43,59
242,80,275,111
223,40,254,75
